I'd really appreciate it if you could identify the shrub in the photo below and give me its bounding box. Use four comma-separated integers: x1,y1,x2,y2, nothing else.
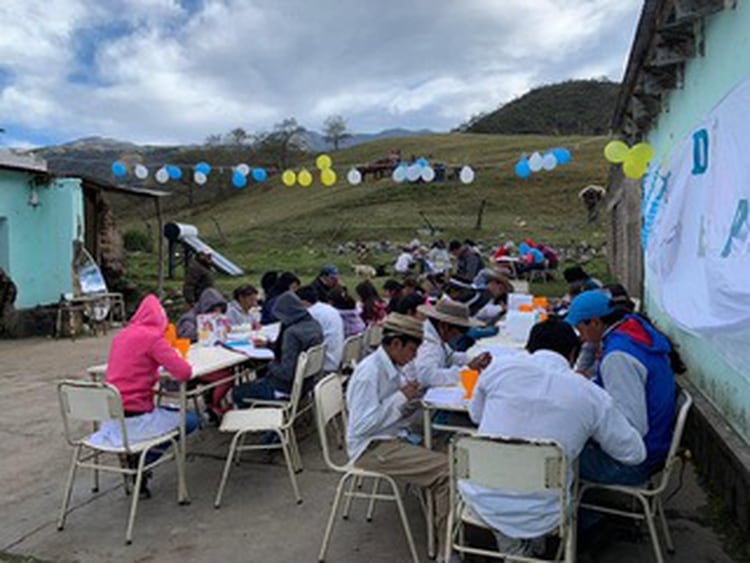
123,229,153,253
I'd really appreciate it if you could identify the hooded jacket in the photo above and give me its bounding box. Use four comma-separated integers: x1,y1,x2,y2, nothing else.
596,314,675,465
177,288,227,342
266,292,324,393
106,294,192,414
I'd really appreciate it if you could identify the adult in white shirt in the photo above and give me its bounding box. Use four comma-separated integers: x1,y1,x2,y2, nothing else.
297,286,344,373
394,247,416,275
414,298,492,388
462,318,646,557
346,313,450,555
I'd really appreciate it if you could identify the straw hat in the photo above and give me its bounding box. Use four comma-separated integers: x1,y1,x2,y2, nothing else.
382,313,424,340
417,298,484,328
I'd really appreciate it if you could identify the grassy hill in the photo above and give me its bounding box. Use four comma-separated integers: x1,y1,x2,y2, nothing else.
120,132,612,298
464,80,619,136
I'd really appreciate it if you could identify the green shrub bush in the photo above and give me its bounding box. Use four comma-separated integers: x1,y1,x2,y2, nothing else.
123,229,153,253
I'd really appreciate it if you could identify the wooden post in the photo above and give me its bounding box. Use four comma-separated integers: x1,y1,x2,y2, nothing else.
155,197,165,298
475,199,487,230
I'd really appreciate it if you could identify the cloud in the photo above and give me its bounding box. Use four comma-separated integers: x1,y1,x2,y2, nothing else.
0,0,642,146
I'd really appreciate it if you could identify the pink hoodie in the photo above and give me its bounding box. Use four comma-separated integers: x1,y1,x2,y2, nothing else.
106,294,192,414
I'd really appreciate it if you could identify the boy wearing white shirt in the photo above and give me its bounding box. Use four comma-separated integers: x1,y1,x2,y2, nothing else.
346,313,450,556
297,285,344,373
463,318,646,557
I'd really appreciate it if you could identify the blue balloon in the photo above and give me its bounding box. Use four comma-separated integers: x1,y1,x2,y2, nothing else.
251,167,267,182
551,148,572,165
515,158,531,179
195,162,211,175
416,157,429,168
232,171,247,189
166,165,182,180
111,161,127,177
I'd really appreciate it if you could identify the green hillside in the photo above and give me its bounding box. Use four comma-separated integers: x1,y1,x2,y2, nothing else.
121,133,611,297
465,80,619,136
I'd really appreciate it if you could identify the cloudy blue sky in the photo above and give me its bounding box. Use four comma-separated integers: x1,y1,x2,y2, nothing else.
0,0,643,148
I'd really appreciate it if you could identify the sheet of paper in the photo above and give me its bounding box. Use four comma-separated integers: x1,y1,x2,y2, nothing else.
223,341,275,360
423,386,466,408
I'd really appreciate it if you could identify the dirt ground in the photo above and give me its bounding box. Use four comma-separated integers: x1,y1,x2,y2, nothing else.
0,333,742,563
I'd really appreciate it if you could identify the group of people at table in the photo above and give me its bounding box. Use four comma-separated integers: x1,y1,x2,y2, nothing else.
94,252,678,560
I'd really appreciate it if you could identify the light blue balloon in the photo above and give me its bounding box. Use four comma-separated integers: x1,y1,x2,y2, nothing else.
251,167,267,182
167,165,182,180
416,157,429,168
515,158,531,179
232,171,247,188
111,161,127,177
195,162,211,175
552,148,572,165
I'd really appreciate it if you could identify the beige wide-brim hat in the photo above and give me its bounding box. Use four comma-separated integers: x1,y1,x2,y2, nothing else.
382,313,424,340
417,298,484,328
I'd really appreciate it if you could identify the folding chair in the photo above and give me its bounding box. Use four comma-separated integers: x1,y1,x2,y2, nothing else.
314,373,420,563
56,380,186,544
361,324,383,358
214,344,326,507
445,435,576,562
339,334,364,378
578,389,693,563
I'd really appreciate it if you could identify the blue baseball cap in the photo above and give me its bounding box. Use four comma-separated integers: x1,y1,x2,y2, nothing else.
320,264,339,277
565,289,614,326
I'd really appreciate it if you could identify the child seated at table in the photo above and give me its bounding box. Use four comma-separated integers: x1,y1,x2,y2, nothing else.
92,294,199,497
176,288,235,422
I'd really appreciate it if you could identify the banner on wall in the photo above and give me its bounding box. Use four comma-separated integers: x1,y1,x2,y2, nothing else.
644,75,750,334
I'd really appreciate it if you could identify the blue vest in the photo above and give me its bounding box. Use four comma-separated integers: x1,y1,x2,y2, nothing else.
596,315,675,465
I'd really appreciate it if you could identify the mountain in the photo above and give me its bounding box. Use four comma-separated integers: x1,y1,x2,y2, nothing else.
462,79,620,136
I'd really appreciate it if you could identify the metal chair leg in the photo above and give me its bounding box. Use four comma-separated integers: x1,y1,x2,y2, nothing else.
215,432,242,508
390,478,419,563
279,430,302,504
172,438,187,504
341,475,358,520
656,496,674,553
57,446,80,531
366,478,379,522
119,454,132,496
319,474,349,562
638,495,664,563
125,450,147,544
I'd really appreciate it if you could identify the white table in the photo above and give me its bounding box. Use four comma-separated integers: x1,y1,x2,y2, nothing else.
87,344,256,502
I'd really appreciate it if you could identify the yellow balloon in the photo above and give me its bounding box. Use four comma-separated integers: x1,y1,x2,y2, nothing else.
622,158,648,180
321,168,337,187
281,170,296,187
604,140,630,164
628,142,655,165
316,154,332,170
298,168,313,187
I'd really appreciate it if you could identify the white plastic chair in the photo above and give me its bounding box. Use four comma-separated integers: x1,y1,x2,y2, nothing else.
56,380,186,544
445,435,576,562
578,389,693,563
214,344,326,507
314,373,420,563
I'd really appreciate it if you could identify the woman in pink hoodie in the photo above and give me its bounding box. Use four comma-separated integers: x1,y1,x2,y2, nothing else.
90,295,199,495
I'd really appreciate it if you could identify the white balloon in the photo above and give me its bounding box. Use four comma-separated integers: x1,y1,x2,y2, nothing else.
155,167,170,184
421,166,436,182
528,152,544,172
406,164,422,182
459,165,475,184
347,168,362,185
542,152,557,171
236,163,250,176
392,166,407,183
194,171,207,185
134,164,149,180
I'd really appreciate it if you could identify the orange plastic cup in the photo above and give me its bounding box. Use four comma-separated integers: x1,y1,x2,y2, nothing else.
460,369,480,400
164,323,177,345
519,303,534,312
174,338,191,359
533,297,549,310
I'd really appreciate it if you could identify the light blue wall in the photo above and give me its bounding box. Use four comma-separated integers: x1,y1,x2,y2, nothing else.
0,171,83,308
645,4,750,443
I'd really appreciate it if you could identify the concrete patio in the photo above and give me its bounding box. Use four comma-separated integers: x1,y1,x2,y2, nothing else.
0,334,740,562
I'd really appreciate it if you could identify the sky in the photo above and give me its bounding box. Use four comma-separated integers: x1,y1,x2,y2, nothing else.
0,0,643,148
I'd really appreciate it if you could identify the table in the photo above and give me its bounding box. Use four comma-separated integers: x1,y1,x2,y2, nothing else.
56,292,126,339
88,344,257,502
